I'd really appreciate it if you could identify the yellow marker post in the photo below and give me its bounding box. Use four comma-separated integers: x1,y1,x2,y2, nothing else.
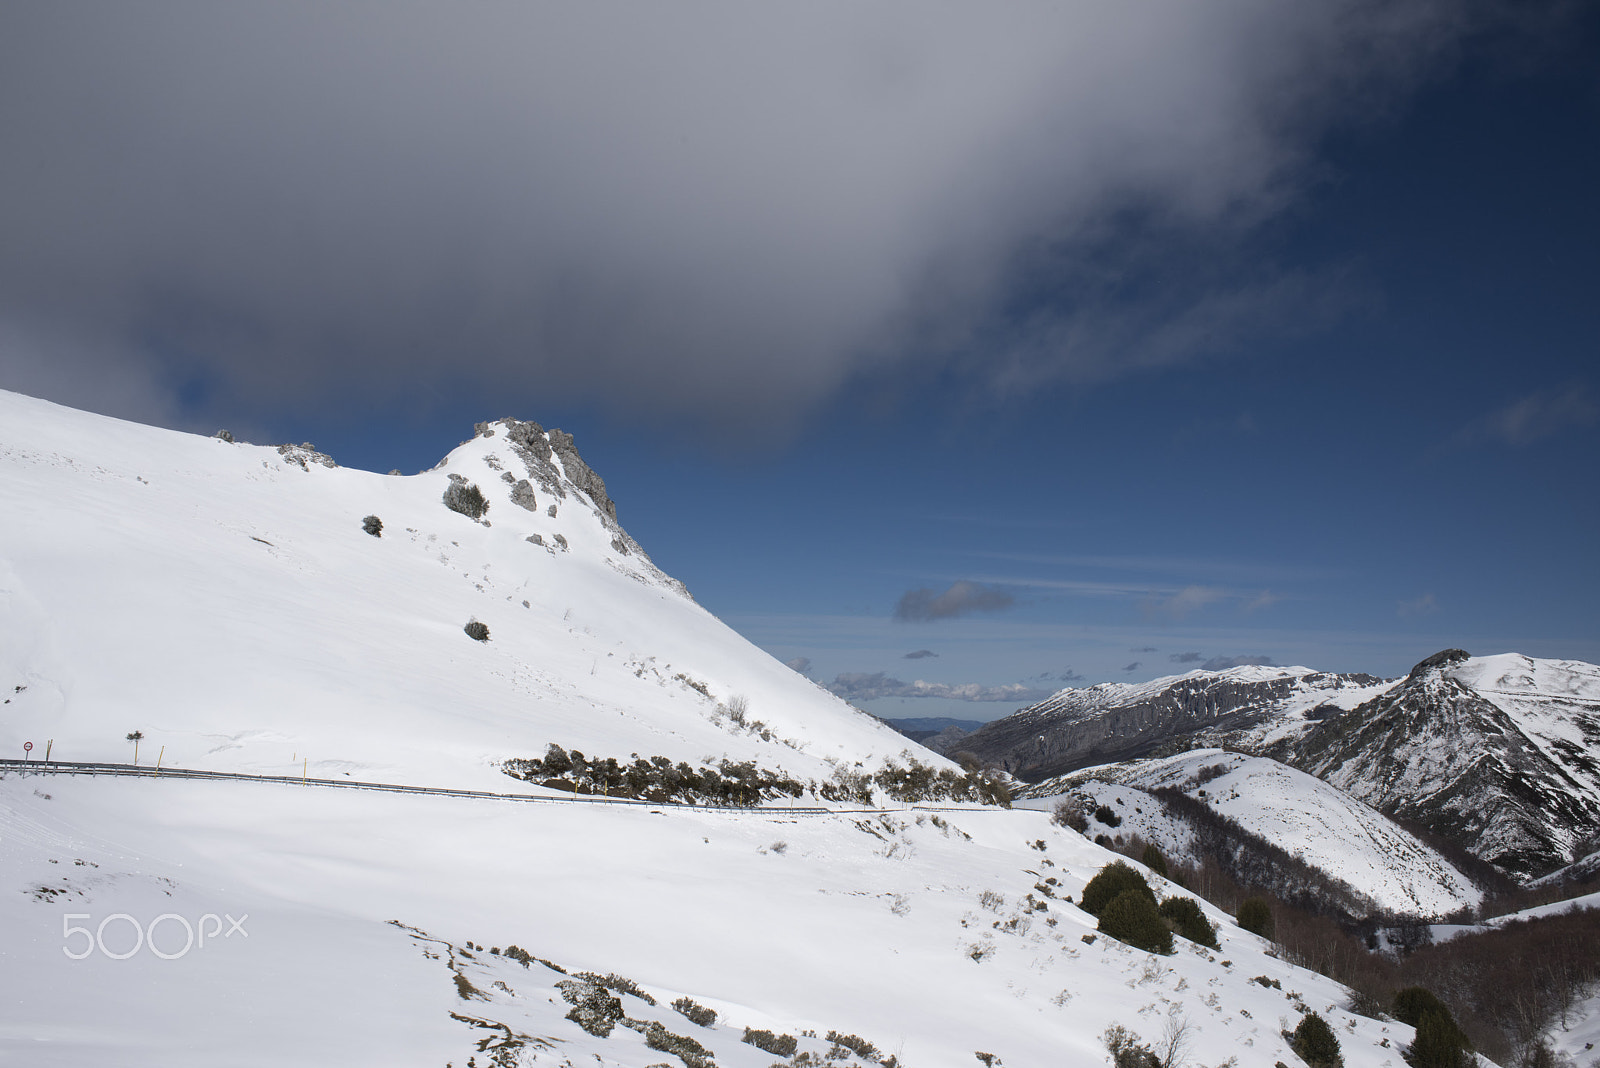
156,746,164,775
303,757,308,784
44,739,52,762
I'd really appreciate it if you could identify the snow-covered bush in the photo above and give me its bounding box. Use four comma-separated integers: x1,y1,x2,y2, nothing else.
464,620,490,642
442,479,489,519
557,979,622,1037
631,1019,714,1068
825,1030,879,1062
743,1027,798,1055
361,514,383,537
673,996,716,1027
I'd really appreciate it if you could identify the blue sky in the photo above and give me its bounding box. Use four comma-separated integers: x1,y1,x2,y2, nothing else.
2,3,1596,721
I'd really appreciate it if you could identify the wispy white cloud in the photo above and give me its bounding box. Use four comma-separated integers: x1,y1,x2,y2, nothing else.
1143,585,1227,620
1450,382,1597,450
1397,593,1438,618
826,672,1052,704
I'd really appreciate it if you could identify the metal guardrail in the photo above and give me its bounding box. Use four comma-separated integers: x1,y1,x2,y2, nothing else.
0,758,942,816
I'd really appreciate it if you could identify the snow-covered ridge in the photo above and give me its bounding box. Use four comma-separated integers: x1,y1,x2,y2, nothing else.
1025,750,1483,918
0,388,916,794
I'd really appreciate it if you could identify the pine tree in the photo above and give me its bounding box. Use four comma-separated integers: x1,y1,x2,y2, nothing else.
1236,896,1273,938
1081,861,1156,916
1099,889,1174,955
1291,1012,1343,1068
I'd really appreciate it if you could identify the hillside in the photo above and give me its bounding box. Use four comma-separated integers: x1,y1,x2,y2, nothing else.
0,389,915,795
954,665,1392,781
1289,650,1600,881
1023,750,1483,919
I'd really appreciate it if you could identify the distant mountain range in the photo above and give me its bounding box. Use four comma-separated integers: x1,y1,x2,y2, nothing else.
918,651,1600,882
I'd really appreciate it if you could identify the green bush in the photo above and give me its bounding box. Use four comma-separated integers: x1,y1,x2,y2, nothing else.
1081,861,1155,917
1158,895,1219,949
464,620,490,642
1291,1012,1343,1068
1098,888,1174,955
1405,1012,1468,1068
1236,896,1273,939
1394,988,1469,1068
1095,804,1122,827
1141,843,1168,877
1391,988,1455,1032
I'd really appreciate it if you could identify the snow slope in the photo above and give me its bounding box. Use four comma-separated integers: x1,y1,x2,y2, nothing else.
0,389,911,792
1025,750,1483,918
2,771,1431,1068
0,391,1456,1065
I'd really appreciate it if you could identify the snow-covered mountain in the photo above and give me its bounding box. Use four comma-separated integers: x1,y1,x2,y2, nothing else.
1022,750,1484,919
954,664,1391,780
4,389,1461,1067
0,389,915,793
1288,649,1600,881
960,649,1600,884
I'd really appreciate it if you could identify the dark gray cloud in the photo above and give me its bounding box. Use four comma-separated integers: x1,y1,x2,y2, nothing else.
0,3,1481,437
1031,670,1085,683
894,581,1014,623
1201,655,1277,671
1169,652,1204,664
826,672,1051,704
1123,662,1142,673
783,657,813,674
902,649,939,660
1132,646,1158,653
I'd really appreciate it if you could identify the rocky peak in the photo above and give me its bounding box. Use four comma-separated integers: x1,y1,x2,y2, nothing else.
1406,648,1471,682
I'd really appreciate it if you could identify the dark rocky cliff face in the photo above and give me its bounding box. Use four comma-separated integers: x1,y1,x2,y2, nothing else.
958,670,1385,782
1288,658,1600,881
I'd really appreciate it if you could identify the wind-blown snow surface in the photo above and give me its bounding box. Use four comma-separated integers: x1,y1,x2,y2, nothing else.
2,773,1430,1067
1027,751,1482,918
2,391,1437,1065
0,389,909,789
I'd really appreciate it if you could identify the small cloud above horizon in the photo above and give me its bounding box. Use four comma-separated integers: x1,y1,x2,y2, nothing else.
825,672,1052,704
1201,654,1276,670
894,581,1014,623
1132,646,1158,653
1464,383,1597,448
1169,651,1204,663
1123,661,1142,673
1142,585,1225,620
1397,593,1439,618
903,649,939,660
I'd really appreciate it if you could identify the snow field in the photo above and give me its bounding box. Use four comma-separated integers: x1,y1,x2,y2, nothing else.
2,772,1428,1068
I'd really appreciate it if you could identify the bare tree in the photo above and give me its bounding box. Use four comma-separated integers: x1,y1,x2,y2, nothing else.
1157,1012,1193,1068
